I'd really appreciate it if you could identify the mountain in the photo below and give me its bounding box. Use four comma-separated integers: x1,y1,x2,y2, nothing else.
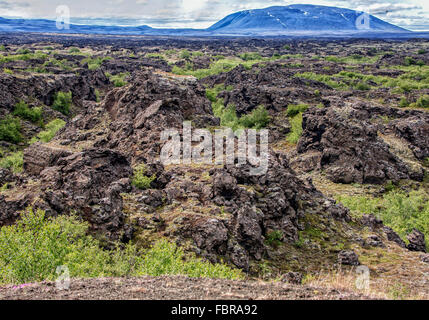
0,4,417,37
208,5,409,34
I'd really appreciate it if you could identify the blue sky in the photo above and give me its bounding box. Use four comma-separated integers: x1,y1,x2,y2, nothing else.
1,0,429,30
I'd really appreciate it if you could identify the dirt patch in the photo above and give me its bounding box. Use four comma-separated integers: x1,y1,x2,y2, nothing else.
0,276,377,300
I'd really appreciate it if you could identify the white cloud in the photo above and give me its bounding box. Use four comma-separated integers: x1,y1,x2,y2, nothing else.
0,0,427,30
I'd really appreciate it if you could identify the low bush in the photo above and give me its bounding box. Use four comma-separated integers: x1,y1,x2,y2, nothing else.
238,105,270,130
239,52,262,61
286,104,309,117
286,113,303,144
0,151,23,173
0,208,243,285
0,116,22,143
109,72,129,87
416,95,429,108
13,101,43,123
52,91,72,115
179,50,191,59
31,119,66,143
337,189,429,248
132,163,156,190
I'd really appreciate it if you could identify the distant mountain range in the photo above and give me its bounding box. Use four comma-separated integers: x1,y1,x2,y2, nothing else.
0,5,425,38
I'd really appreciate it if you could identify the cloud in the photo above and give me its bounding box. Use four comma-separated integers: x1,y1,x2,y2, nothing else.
0,0,427,30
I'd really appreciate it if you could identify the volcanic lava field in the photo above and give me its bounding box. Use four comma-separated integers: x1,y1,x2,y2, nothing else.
0,33,428,299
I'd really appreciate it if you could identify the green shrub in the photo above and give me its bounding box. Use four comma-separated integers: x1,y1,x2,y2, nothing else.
3,68,12,74
286,113,303,144
52,91,72,115
265,230,283,247
132,163,156,190
0,45,5,51
137,240,242,279
286,104,309,117
399,96,409,108
109,72,128,87
17,48,31,55
337,189,429,248
82,56,112,70
355,82,371,91
418,49,427,55
0,116,22,143
239,52,262,61
31,119,66,143
179,50,191,59
0,151,23,173
13,101,43,123
0,209,242,285
239,105,270,130
192,51,204,57
416,95,429,108
69,47,80,54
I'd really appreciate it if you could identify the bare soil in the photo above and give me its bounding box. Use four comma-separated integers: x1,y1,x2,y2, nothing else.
0,276,376,300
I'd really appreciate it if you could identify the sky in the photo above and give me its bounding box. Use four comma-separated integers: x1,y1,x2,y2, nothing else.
0,0,428,30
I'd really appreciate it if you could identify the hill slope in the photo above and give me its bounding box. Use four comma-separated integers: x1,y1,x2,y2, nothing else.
208,5,408,34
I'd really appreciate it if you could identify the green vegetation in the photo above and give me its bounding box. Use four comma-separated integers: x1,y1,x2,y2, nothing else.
132,163,156,190
286,113,303,144
179,49,191,59
82,56,112,70
324,53,383,65
52,91,72,115
145,52,165,60
0,116,22,143
337,189,429,248
286,104,309,117
69,47,81,54
109,72,129,87
0,45,5,51
238,105,271,130
265,230,283,247
0,209,242,284
239,52,262,61
13,101,43,123
173,55,277,79
0,51,48,64
30,119,66,144
3,68,12,74
399,96,409,108
0,151,23,174
206,85,270,130
415,95,429,108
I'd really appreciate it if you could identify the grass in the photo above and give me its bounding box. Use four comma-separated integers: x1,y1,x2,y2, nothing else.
0,151,23,173
52,91,72,115
0,116,22,144
286,104,309,117
0,208,243,285
30,119,66,144
173,55,274,79
0,51,48,64
337,189,429,248
206,85,270,131
108,72,129,87
132,163,156,190
81,56,112,70
286,113,304,144
13,101,43,123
